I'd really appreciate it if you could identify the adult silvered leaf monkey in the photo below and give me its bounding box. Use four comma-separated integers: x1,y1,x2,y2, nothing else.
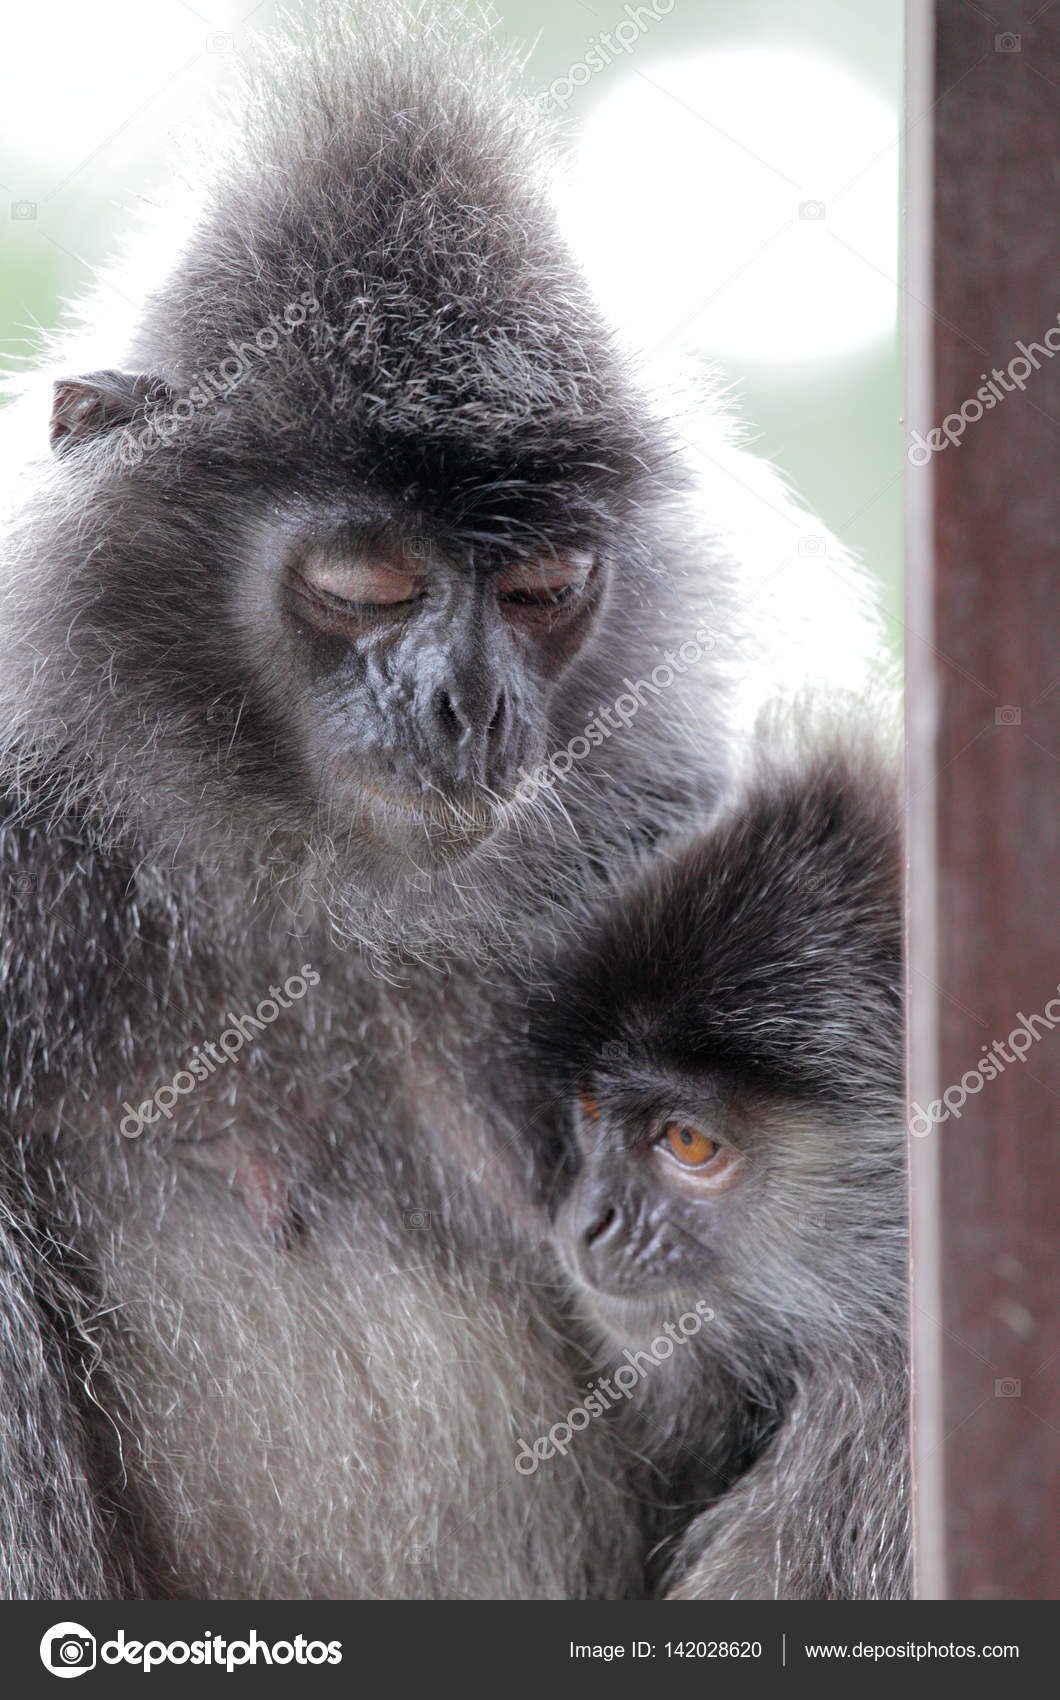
0,8,885,1597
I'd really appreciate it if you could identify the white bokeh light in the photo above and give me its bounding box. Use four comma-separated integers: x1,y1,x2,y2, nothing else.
0,1,232,187
556,48,899,365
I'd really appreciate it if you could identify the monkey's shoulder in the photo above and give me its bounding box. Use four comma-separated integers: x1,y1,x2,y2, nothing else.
0,796,268,1114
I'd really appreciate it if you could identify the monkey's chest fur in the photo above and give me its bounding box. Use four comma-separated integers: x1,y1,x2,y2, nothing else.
42,958,639,1601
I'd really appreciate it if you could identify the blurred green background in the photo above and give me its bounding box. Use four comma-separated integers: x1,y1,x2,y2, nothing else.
0,0,902,641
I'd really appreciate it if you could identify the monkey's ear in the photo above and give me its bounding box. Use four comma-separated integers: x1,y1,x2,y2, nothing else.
50,370,170,456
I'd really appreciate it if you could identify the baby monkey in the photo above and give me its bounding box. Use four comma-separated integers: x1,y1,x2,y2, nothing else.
530,738,909,1599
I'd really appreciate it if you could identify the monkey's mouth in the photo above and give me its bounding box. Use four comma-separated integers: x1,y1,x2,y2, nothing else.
580,1282,705,1342
558,1237,702,1314
340,771,514,857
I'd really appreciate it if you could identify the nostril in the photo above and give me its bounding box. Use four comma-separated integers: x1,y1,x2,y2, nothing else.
584,1205,616,1248
487,692,506,738
434,688,469,745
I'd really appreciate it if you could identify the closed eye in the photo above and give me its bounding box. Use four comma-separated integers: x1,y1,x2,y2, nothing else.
297,555,424,609
500,580,579,609
496,555,594,615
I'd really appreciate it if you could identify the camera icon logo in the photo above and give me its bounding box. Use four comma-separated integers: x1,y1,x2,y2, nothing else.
994,705,1022,726
205,701,239,726
39,1622,97,1678
798,198,826,221
11,200,37,221
797,534,828,557
994,1377,1022,1398
994,32,1021,52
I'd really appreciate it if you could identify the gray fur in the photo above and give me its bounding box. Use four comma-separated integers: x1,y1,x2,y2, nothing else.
0,10,885,1598
529,735,910,1599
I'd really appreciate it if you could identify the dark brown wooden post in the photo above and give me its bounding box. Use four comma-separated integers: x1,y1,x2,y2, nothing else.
906,0,1060,1600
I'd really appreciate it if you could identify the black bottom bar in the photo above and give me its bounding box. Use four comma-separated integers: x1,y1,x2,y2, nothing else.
5,1600,1052,1695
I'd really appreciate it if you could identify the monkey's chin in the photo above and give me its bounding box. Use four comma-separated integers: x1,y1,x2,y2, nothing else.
301,789,538,959
380,816,500,868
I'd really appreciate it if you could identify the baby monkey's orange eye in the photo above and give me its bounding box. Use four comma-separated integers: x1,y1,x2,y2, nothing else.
577,1086,601,1122
661,1122,718,1168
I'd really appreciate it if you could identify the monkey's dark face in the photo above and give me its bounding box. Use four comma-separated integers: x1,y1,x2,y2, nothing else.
242,504,603,865
547,1040,901,1353
551,1067,753,1319
46,361,624,896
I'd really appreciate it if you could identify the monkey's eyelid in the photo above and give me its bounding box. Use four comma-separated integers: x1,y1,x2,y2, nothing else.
498,582,581,610
296,559,423,606
495,557,594,596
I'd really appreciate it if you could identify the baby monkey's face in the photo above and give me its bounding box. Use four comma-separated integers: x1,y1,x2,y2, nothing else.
551,1062,756,1312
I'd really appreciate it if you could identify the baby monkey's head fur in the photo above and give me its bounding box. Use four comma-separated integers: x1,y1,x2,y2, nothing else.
529,739,905,1382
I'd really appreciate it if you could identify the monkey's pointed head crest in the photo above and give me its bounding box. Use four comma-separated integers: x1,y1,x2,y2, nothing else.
125,6,675,531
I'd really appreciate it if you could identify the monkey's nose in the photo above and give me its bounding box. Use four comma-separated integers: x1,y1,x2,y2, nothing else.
430,682,511,786
432,684,507,743
584,1203,619,1248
